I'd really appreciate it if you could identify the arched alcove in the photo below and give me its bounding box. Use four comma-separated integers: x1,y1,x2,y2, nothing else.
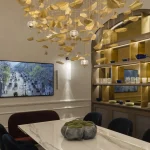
91,9,150,138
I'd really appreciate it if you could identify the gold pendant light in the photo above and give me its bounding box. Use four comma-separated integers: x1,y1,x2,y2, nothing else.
17,0,143,64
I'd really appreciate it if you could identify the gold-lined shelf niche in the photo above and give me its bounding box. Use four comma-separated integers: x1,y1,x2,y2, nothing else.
92,10,150,108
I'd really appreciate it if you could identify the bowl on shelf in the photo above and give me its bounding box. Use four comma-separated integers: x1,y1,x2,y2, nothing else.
116,100,120,103
134,101,141,106
122,58,129,61
142,78,147,83
109,100,117,104
117,100,124,105
136,54,146,59
125,102,134,106
125,100,130,102
110,60,115,63
116,80,122,83
96,98,102,102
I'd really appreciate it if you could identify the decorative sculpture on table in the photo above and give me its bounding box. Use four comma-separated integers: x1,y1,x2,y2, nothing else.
61,119,97,141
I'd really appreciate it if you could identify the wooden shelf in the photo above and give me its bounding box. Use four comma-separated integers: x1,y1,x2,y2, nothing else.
92,101,150,111
96,32,150,52
94,58,150,68
92,12,150,110
91,10,150,137
93,83,150,86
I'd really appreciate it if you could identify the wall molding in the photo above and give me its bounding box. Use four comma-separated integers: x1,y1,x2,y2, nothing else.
0,99,90,108
4,116,86,129
0,105,90,116
0,100,91,129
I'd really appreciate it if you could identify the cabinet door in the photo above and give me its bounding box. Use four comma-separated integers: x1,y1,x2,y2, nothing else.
95,107,110,127
113,111,128,119
136,115,150,139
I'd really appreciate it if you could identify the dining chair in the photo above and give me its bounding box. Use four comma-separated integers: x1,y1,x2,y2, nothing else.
142,129,150,142
2,134,38,150
108,118,133,136
83,112,102,126
8,110,60,142
0,124,8,150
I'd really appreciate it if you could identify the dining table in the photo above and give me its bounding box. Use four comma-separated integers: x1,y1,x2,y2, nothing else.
19,118,150,150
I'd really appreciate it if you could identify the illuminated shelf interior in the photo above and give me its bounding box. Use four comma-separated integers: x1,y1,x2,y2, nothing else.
96,32,150,52
93,83,150,86
92,11,150,108
94,58,150,68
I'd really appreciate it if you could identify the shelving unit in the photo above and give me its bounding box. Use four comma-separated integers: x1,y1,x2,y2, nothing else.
91,10,150,108
95,32,150,52
91,9,150,138
94,58,150,68
93,83,150,86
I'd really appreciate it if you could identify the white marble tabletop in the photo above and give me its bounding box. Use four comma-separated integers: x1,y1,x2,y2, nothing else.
19,119,150,150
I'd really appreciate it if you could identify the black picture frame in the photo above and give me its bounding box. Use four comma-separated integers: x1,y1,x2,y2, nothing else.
0,60,54,98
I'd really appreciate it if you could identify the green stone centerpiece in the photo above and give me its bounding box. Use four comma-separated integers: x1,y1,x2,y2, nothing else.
61,119,97,140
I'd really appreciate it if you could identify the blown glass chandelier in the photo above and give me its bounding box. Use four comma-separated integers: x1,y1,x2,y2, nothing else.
17,0,143,64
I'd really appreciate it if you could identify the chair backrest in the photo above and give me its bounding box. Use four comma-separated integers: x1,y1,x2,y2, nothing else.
8,110,60,138
2,134,20,150
142,129,150,142
108,118,133,136
0,124,8,150
83,112,102,126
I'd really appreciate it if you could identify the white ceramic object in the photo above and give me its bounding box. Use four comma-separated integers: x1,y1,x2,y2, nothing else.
125,77,131,84
99,78,103,84
107,78,112,84
135,77,140,84
130,77,136,84
102,78,107,84
142,78,147,83
96,78,99,84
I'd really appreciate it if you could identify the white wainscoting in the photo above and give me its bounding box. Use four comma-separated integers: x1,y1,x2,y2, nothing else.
0,99,91,129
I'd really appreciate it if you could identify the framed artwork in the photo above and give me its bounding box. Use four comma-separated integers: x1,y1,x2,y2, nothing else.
0,60,54,98
115,69,138,93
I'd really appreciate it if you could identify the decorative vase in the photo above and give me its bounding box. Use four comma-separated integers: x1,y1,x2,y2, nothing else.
99,78,103,83
130,77,136,84
142,78,147,83
65,126,84,140
116,80,122,83
136,54,146,59
125,77,130,84
96,98,102,102
83,124,97,140
61,120,97,141
135,77,140,84
107,78,112,84
102,78,107,84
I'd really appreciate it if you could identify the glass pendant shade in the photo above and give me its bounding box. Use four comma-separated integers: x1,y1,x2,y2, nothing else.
70,30,79,39
81,59,89,67
46,34,53,39
27,21,37,28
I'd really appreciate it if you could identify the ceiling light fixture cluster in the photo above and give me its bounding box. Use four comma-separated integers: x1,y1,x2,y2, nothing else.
17,0,143,66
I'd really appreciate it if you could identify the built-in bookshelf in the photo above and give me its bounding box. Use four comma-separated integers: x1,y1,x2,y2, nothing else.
91,9,150,108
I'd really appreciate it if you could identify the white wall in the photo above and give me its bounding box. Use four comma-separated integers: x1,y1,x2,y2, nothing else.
0,0,149,129
0,0,91,128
